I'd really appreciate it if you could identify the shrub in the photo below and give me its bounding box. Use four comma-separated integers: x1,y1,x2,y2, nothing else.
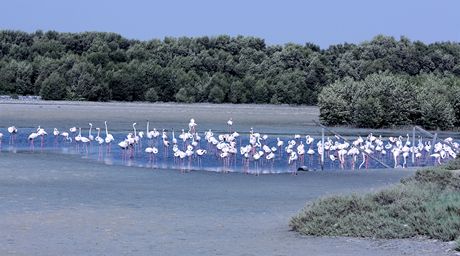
317,77,354,125
414,168,460,190
318,73,418,128
444,157,460,171
39,72,67,100
317,72,460,129
290,167,460,242
144,88,159,102
208,85,224,103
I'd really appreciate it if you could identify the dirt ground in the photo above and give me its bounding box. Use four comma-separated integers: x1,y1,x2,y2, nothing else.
0,101,457,255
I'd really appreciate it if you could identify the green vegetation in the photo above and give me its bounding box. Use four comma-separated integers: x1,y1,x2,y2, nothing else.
2,30,460,128
318,73,460,129
290,159,460,244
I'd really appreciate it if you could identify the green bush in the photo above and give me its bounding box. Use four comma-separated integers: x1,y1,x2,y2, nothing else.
290,167,460,242
318,72,459,129
39,72,67,100
317,77,354,125
144,87,159,102
445,157,460,171
208,85,224,103
413,168,460,190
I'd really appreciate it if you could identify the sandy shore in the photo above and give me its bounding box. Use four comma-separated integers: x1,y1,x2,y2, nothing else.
0,101,319,134
0,101,456,255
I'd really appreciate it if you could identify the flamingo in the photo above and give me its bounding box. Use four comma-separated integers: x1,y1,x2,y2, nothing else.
430,153,441,165
69,126,77,141
7,126,17,144
53,128,60,137
104,121,114,151
227,118,233,132
95,128,103,144
132,122,140,150
163,138,170,158
53,128,60,144
118,139,129,158
75,128,90,152
266,152,276,172
307,147,315,165
79,129,91,153
392,148,401,168
75,128,82,143
95,128,104,157
288,151,298,175
88,123,94,141
61,131,71,142
37,126,47,147
189,118,197,134
145,146,159,162
146,121,153,140
305,135,314,145
252,151,262,175
171,129,177,145
196,149,207,166
28,131,39,150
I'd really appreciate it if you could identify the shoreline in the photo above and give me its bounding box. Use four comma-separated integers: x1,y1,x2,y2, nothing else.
1,100,458,137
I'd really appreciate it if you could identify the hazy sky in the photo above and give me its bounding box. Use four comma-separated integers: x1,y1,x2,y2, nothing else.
1,0,459,48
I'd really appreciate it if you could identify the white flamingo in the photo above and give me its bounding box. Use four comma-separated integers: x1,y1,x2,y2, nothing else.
104,121,114,151
37,126,47,147
28,131,39,150
8,126,17,144
88,123,94,141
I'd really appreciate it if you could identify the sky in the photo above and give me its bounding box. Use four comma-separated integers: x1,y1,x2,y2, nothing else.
1,0,459,48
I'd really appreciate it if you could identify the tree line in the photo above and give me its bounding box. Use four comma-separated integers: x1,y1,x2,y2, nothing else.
1,30,460,128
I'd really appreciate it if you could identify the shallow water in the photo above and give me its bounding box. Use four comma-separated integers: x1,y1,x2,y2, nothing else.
0,127,454,174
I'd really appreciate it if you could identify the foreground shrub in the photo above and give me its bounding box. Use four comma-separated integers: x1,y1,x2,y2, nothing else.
290,167,460,242
445,157,460,171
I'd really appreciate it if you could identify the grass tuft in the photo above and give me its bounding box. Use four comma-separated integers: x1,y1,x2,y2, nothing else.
290,158,460,243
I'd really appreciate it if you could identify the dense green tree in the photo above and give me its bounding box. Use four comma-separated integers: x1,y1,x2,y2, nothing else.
208,85,225,103
144,87,159,102
317,77,355,125
39,71,67,100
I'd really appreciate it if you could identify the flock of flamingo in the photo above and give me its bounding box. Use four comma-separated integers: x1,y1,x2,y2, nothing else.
0,118,459,175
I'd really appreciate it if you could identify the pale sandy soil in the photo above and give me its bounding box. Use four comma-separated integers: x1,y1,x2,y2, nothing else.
0,101,318,133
